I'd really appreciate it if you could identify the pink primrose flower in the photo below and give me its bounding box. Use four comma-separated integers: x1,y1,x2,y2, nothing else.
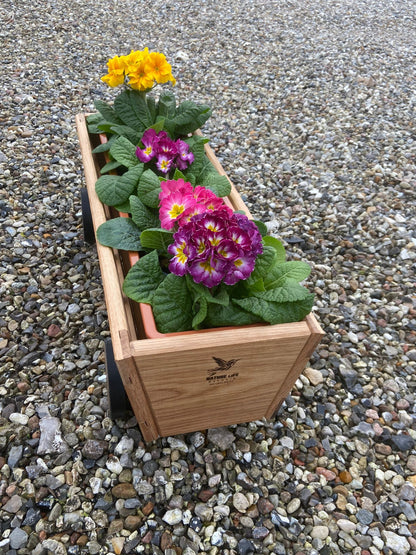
159,191,197,230
159,179,193,202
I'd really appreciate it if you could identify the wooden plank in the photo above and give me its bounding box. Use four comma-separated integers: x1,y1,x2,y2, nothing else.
129,322,311,437
265,313,325,418
75,113,131,361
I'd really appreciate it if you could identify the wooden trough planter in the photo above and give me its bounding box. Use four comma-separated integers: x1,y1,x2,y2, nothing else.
75,113,324,442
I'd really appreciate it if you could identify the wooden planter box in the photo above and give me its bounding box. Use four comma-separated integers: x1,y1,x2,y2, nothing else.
75,113,324,442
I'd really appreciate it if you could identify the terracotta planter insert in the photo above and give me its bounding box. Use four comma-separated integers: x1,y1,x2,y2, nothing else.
75,112,324,441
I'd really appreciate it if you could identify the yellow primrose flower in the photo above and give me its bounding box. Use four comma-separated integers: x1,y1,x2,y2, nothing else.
127,58,156,91
101,55,126,87
146,51,176,85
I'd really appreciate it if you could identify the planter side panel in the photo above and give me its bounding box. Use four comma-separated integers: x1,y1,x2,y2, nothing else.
130,324,312,438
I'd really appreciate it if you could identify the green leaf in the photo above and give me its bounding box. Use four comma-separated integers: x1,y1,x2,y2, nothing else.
263,236,286,263
147,96,157,121
234,294,314,325
95,165,143,206
96,217,141,251
114,89,152,131
140,229,174,252
110,136,139,168
192,297,208,329
122,250,165,304
204,301,261,328
157,91,177,119
255,281,312,303
100,160,122,174
201,173,231,197
171,101,212,135
152,274,193,333
253,220,268,237
114,199,131,213
87,113,106,134
92,140,112,154
94,100,124,125
249,246,277,282
184,137,207,176
172,168,186,180
185,277,230,307
148,119,165,134
137,169,162,208
264,261,311,289
109,124,141,145
129,195,160,231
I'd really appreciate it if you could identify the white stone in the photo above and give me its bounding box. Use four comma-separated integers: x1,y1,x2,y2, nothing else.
382,531,410,554
162,508,183,525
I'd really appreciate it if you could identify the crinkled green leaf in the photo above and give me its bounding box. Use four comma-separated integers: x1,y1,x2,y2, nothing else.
122,250,165,304
114,89,152,131
253,220,268,237
96,217,141,251
264,261,311,289
140,229,174,252
263,236,286,263
99,160,122,174
110,136,139,168
201,173,231,197
129,195,160,231
254,281,311,303
94,100,124,125
184,137,207,176
249,245,278,282
137,169,162,208
95,165,143,206
171,100,212,135
234,294,314,325
192,297,208,329
172,168,186,180
185,277,230,307
110,124,141,145
204,302,261,328
152,274,193,333
157,91,177,119
147,96,157,121
92,140,112,154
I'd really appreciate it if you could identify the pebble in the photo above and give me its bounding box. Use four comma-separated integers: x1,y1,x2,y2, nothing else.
1,2,416,555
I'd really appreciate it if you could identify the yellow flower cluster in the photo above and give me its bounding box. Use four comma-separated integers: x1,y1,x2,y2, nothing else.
101,48,176,91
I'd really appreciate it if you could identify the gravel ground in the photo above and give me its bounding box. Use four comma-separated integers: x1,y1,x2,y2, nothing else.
1,0,416,553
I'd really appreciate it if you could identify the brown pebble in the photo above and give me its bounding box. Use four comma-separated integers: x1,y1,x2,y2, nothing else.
47,323,62,337
375,444,392,455
124,515,142,531
76,535,89,547
339,470,353,484
111,483,136,499
142,501,154,516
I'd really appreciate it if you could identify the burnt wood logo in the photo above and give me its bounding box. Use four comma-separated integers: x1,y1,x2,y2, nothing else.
206,357,240,384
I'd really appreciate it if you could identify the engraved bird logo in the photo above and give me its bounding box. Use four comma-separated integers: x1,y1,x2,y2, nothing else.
208,356,240,376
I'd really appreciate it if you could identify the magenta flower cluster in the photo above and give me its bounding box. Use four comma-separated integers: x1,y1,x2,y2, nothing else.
167,207,263,288
159,178,229,230
136,129,194,174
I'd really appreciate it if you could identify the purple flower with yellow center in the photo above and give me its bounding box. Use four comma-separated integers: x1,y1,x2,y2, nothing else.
223,254,257,285
216,239,240,261
175,139,195,170
156,155,174,174
136,128,159,163
189,255,227,288
167,230,196,275
168,208,263,288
